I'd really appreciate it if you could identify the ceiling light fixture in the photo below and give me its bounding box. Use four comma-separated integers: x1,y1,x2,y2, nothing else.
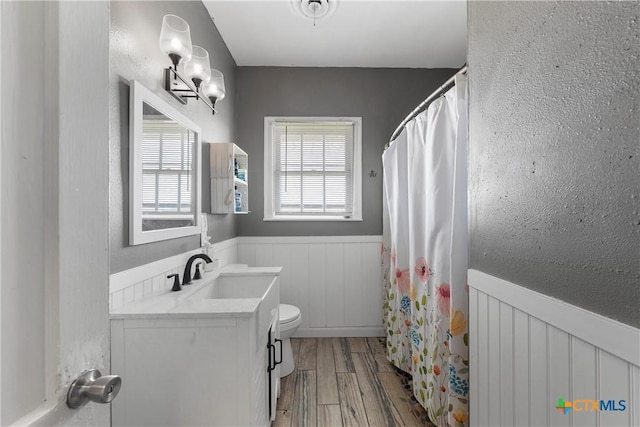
159,14,223,115
290,0,338,26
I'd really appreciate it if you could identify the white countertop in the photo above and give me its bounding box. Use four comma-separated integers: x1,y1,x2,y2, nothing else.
110,264,282,320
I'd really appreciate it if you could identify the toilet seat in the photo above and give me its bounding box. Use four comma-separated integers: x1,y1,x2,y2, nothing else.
279,304,301,324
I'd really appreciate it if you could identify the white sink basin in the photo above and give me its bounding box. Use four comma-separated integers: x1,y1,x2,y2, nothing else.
184,271,280,341
190,274,274,300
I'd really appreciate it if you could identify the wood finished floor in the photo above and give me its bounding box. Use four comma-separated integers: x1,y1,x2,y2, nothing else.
274,337,434,427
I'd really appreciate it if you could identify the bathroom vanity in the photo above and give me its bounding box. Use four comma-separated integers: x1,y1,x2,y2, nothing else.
110,265,281,427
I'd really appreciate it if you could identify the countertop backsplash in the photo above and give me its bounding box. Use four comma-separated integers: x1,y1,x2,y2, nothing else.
109,238,239,311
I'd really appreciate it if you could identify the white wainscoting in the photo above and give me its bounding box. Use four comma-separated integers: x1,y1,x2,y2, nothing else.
109,238,238,310
237,236,384,337
109,236,384,337
469,269,640,427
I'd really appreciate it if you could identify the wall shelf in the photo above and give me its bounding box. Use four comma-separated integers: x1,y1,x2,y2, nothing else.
210,143,249,214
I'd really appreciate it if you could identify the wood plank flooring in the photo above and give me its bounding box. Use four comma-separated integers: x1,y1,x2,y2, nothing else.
275,338,434,427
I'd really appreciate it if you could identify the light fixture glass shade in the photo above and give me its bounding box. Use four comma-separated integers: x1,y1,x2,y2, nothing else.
159,14,193,68
202,69,225,101
183,45,211,88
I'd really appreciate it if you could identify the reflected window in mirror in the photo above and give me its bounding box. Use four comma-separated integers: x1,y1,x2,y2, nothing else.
141,103,195,230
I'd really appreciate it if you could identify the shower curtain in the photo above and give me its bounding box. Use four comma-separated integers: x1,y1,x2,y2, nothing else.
382,74,469,427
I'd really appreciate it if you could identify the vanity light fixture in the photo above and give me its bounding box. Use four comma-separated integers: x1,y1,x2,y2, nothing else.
160,14,223,115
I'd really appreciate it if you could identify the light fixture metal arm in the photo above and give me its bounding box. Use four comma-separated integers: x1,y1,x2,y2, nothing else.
164,67,216,114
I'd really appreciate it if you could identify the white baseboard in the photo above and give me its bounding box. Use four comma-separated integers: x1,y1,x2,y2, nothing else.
237,235,382,244
294,327,385,338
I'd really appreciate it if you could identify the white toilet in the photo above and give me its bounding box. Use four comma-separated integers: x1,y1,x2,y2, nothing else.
278,304,302,377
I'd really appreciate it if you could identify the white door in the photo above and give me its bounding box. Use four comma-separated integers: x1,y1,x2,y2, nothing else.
1,2,112,425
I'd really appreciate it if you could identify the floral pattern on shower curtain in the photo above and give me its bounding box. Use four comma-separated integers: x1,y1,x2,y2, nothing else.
382,75,469,427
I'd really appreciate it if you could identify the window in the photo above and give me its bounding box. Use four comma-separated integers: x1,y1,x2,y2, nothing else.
264,117,362,221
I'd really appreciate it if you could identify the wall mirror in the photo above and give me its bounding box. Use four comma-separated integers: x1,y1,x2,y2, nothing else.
129,80,201,245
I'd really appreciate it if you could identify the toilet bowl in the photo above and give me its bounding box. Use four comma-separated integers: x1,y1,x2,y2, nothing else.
278,304,302,377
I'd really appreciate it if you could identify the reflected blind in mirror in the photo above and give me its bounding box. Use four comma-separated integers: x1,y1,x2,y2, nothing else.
142,120,195,216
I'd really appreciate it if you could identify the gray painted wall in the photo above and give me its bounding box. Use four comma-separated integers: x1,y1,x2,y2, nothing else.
468,1,639,327
110,1,237,273
235,66,457,236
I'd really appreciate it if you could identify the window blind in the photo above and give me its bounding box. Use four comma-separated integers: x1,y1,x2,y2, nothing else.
141,120,195,215
273,121,354,217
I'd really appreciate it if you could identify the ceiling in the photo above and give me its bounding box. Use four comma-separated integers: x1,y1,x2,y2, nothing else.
202,0,467,68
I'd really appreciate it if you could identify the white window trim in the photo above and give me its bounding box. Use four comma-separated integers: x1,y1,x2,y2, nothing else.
263,116,363,222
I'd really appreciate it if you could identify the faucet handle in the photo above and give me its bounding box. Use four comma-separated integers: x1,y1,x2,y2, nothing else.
193,262,203,280
167,274,181,292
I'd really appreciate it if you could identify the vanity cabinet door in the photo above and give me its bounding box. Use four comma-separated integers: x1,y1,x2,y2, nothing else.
111,318,240,427
266,316,282,422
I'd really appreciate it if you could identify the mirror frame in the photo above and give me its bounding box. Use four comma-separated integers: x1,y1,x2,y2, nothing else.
129,80,202,245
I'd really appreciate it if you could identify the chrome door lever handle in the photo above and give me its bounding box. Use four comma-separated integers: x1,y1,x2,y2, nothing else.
66,369,122,409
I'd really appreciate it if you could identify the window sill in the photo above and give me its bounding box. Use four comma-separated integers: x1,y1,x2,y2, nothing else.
263,215,363,222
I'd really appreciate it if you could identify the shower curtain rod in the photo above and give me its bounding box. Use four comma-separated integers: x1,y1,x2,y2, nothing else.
387,64,467,146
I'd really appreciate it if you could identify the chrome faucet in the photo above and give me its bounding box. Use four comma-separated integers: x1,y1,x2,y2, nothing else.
182,253,213,285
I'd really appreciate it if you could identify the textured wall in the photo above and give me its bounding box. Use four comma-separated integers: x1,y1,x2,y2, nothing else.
468,1,639,327
110,1,237,273
235,66,457,236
